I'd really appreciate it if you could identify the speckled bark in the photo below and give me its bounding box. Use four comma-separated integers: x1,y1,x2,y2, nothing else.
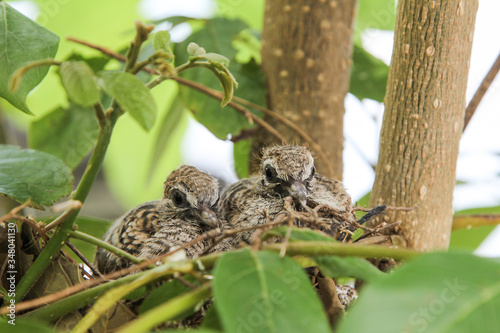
369,0,478,250
251,0,358,179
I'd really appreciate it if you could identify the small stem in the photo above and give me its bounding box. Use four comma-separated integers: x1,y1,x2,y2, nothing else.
464,52,500,130
1,253,221,316
9,59,62,92
233,95,336,178
71,261,195,333
452,214,500,231
263,241,421,260
65,241,102,277
15,116,117,302
117,284,211,333
44,201,82,231
124,21,154,72
21,273,140,322
171,76,288,144
93,103,107,128
69,230,142,265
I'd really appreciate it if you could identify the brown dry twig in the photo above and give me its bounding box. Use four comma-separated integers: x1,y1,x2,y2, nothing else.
66,241,102,278
233,96,336,178
66,37,344,160
464,52,500,130
0,200,32,223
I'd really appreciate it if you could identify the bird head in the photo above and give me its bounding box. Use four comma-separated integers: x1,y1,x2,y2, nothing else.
161,165,221,229
260,145,316,207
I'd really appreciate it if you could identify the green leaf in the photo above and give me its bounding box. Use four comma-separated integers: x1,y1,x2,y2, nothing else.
140,276,199,317
315,256,384,282
59,61,100,106
0,145,73,208
337,252,500,333
349,44,389,102
187,42,206,56
0,2,59,114
175,18,265,139
200,302,224,331
197,53,231,67
29,104,99,169
153,30,171,53
97,71,156,131
213,249,331,333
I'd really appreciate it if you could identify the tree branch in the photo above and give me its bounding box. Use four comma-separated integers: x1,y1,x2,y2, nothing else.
452,214,500,231
464,52,500,130
117,284,211,333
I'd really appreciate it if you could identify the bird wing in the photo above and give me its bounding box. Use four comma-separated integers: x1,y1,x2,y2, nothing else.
138,221,210,260
310,174,354,213
95,201,161,273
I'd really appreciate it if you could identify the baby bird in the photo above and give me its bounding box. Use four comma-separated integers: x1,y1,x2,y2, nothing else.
218,145,355,243
96,165,226,274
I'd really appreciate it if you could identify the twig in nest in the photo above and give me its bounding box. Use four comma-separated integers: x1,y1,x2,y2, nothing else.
354,205,417,213
8,214,49,241
66,241,102,278
173,272,197,289
355,221,402,242
279,216,295,258
0,200,32,223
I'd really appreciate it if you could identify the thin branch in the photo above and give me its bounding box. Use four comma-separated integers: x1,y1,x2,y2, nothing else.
66,241,102,278
9,59,62,92
124,21,155,72
452,214,500,231
0,200,32,223
464,52,500,130
10,215,49,241
171,76,288,144
44,200,82,231
93,103,107,128
233,95,336,177
71,261,195,333
68,37,126,62
263,241,420,260
117,284,211,333
69,230,142,265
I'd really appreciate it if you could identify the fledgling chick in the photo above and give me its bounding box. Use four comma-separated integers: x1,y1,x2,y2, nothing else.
96,165,231,274
218,145,355,243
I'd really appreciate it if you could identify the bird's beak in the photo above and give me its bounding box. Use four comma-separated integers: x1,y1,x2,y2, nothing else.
198,204,221,229
290,180,308,207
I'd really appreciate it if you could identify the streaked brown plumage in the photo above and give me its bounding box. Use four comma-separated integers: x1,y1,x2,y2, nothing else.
218,145,355,243
96,165,230,274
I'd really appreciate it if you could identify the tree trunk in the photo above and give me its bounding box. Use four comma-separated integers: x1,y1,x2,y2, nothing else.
251,0,358,179
369,0,478,250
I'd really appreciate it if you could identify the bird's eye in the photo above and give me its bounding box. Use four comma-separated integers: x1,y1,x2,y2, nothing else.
171,189,188,208
310,166,316,178
265,165,278,183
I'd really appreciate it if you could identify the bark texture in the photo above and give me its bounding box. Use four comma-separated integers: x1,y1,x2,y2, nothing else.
369,0,478,250
251,0,358,179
